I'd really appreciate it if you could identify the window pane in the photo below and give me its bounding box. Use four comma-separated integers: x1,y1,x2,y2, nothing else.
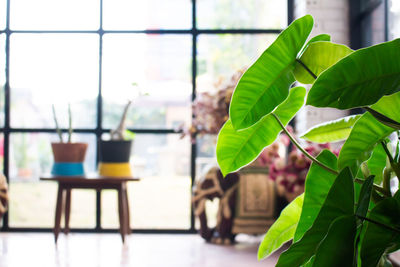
8,133,97,228
10,34,98,128
101,134,191,229
197,34,277,93
197,0,287,29
389,0,400,40
0,0,6,30
102,34,192,129
0,34,5,127
103,0,191,30
10,0,99,30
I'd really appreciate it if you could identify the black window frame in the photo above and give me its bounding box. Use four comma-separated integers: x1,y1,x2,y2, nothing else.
0,0,293,233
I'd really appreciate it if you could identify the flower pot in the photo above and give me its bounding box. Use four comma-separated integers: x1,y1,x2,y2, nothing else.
51,143,88,176
98,140,132,177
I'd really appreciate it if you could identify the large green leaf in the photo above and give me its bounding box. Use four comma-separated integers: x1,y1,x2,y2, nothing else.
299,34,331,56
338,92,400,171
312,215,357,267
307,38,400,109
366,144,387,184
361,197,400,267
294,150,338,242
276,167,354,267
294,41,353,84
300,115,361,143
257,194,304,260
216,86,306,176
356,175,374,217
229,15,313,130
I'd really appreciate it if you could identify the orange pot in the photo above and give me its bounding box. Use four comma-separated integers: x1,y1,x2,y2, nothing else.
51,143,88,163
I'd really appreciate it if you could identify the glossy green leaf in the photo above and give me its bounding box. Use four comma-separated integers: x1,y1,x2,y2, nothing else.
294,150,338,242
356,176,374,217
299,34,331,56
276,167,354,267
217,86,306,176
312,215,357,267
294,41,353,84
338,91,400,171
361,197,400,267
257,194,304,260
366,144,387,184
365,107,400,130
307,38,400,109
300,115,361,143
229,15,313,130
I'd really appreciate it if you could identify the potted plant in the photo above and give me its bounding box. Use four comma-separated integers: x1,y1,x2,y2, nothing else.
216,14,400,266
98,101,135,177
51,104,88,176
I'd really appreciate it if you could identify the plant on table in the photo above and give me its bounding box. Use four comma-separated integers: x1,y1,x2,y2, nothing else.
98,100,136,177
51,104,88,176
216,14,400,266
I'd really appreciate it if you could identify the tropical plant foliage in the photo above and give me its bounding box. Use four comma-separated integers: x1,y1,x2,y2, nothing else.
216,14,400,266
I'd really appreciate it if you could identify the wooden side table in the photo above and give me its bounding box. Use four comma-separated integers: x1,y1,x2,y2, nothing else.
40,175,140,243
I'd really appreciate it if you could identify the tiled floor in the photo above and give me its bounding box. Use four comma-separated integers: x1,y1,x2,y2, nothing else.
0,233,281,267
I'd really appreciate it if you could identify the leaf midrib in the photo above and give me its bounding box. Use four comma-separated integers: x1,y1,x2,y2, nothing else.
235,61,295,128
321,71,400,105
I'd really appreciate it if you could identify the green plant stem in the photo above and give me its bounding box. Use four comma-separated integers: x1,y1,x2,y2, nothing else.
364,106,400,130
272,112,391,197
52,105,63,143
382,167,391,194
296,59,317,79
356,214,400,234
68,103,72,143
380,140,400,181
272,112,338,175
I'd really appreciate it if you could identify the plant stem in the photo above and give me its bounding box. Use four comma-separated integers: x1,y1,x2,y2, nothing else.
356,214,400,234
52,104,63,143
364,106,400,130
380,140,400,181
296,59,317,79
272,113,391,197
68,103,72,143
271,113,338,175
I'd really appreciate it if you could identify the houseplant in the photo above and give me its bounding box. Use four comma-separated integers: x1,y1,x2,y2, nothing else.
51,104,88,176
98,101,135,177
216,14,400,266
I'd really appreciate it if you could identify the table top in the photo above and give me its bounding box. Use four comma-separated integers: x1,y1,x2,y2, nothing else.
40,174,140,184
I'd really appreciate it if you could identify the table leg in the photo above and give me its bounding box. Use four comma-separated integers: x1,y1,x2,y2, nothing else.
118,186,126,243
54,184,65,243
64,188,71,234
122,183,131,234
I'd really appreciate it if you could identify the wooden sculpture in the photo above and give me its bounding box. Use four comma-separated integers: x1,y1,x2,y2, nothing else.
193,166,287,245
0,173,8,221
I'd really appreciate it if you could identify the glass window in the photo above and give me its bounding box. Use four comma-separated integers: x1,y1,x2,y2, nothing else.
389,0,400,40
197,34,277,93
103,0,191,30
0,0,6,30
197,0,287,29
102,34,192,129
8,133,97,227
101,134,191,229
9,34,98,129
10,0,100,30
2,0,288,231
